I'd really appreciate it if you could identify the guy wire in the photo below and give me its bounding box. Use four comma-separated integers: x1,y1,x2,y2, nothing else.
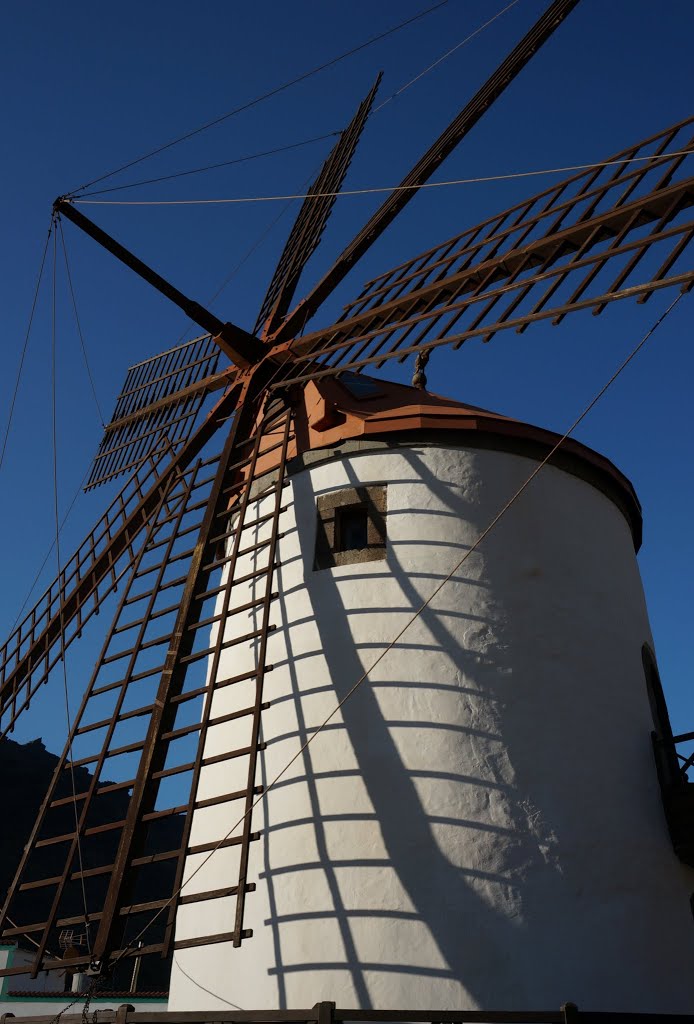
58,219,106,428
51,217,93,957
66,0,450,197
0,221,53,473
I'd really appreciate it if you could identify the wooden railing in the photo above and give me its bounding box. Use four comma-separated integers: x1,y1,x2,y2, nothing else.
2,1001,694,1024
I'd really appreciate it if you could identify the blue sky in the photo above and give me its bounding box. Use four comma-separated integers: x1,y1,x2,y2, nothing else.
1,0,692,754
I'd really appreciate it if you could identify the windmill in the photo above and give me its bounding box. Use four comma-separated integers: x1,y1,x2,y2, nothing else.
1,0,693,1010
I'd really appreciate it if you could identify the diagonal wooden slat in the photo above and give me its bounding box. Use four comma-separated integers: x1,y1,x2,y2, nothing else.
254,74,382,338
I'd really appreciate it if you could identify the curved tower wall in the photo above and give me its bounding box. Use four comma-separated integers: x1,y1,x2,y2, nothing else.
169,440,694,1012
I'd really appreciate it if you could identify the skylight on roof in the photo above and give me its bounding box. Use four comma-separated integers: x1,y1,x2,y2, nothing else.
339,373,382,400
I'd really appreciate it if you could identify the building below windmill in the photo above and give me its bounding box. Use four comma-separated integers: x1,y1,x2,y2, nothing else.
159,373,694,1013
0,941,168,1016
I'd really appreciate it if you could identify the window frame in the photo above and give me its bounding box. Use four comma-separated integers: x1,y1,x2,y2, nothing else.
313,484,387,570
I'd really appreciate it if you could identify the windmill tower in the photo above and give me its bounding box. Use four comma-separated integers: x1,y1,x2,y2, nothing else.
0,0,693,1015
167,377,694,1013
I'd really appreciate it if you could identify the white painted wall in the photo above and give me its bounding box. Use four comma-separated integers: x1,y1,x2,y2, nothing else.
169,441,694,1013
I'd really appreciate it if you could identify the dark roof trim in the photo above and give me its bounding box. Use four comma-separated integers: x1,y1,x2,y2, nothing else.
290,428,643,551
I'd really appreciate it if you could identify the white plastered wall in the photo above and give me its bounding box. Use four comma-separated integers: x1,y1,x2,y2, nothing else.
169,442,694,1012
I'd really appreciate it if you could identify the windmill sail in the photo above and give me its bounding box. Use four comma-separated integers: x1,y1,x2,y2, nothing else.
254,73,382,337
279,117,694,382
0,388,240,739
0,447,175,738
86,335,225,490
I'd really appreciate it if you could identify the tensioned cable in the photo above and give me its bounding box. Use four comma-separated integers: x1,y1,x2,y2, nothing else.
66,0,450,197
76,131,341,199
8,465,92,635
77,0,520,201
10,428,186,641
373,0,521,113
0,222,53,472
71,148,693,206
8,228,107,643
108,288,686,970
50,219,93,956
58,220,106,427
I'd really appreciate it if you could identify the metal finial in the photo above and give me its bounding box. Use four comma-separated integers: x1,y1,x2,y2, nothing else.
412,350,430,390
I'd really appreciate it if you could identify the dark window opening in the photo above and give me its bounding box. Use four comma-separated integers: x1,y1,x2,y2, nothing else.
314,484,387,570
336,504,369,552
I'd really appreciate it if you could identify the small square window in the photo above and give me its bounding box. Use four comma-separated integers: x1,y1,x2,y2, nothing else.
314,485,387,570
